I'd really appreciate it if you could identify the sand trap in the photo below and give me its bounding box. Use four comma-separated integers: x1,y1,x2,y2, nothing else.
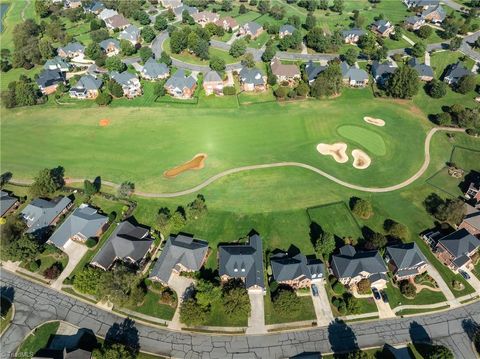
316,143,348,163
352,149,371,169
99,119,110,127
363,117,385,127
164,153,207,178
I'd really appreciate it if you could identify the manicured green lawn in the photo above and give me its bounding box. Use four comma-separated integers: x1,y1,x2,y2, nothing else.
383,281,447,308
17,321,60,358
163,38,238,65
336,125,387,155
264,293,316,325
0,1,36,50
124,291,176,321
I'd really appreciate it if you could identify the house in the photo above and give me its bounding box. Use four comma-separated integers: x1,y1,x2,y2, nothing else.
21,197,72,236
149,234,209,284
279,24,296,39
203,70,224,96
435,228,480,271
65,0,82,8
340,62,369,87
91,221,154,271
141,58,169,80
36,70,66,95
192,11,219,27
0,190,19,217
238,67,266,92
110,71,142,98
104,14,130,30
57,42,85,59
48,204,108,251
270,57,301,83
270,252,323,289
403,0,439,9
33,348,92,359
459,204,480,236
341,28,365,44
331,245,388,288
85,1,105,14
218,234,265,293
408,57,434,81
239,22,263,39
69,75,103,99
444,62,470,85
465,181,480,206
99,38,120,56
173,5,198,18
119,25,141,45
404,16,425,30
371,60,396,85
164,69,197,98
160,0,182,9
385,243,428,281
44,57,71,73
98,8,118,21
305,60,326,84
215,16,239,32
422,4,446,24
371,19,395,37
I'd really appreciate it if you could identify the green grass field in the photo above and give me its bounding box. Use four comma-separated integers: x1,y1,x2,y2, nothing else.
17,321,60,358
383,281,447,308
336,125,387,156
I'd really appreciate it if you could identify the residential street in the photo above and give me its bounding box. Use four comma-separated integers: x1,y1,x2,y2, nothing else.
2,270,480,359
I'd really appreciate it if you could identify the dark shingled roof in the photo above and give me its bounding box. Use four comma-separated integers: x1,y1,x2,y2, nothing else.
341,28,365,38
408,57,434,78
36,70,65,88
305,60,326,82
141,58,169,79
99,38,120,51
0,190,18,217
279,24,296,35
271,252,323,282
239,67,265,85
386,243,427,272
444,62,470,84
437,228,480,267
165,69,196,90
331,245,387,279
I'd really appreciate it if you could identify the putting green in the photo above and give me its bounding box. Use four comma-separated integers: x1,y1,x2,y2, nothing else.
336,125,387,156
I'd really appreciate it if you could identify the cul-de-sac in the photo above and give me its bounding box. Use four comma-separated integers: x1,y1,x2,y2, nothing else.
0,0,480,358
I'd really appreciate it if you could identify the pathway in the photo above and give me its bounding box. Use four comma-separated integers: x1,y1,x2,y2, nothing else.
426,264,459,307
20,0,31,21
402,34,416,46
441,0,468,12
246,290,266,334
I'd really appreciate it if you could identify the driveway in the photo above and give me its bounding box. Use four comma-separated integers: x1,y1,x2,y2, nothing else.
426,264,459,307
51,241,88,290
246,290,266,334
462,268,480,295
373,294,395,319
311,280,334,326
167,273,194,331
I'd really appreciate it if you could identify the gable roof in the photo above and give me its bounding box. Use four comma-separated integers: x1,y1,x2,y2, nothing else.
463,204,480,232
270,57,300,77
99,38,120,51
239,67,265,85
44,57,71,71
0,190,18,217
119,25,140,42
165,69,196,90
91,221,152,269
341,28,365,38
405,15,424,25
408,57,434,78
98,8,118,20
437,228,480,262
445,62,470,82
372,19,392,33
331,245,387,279
105,14,130,29
142,58,169,78
149,234,208,283
386,243,427,271
48,205,108,248
58,42,85,55
86,1,104,12
73,75,103,91
21,197,72,234
242,21,262,34
305,60,326,82
371,60,396,80
204,70,222,83
110,71,138,86
271,252,323,282
279,24,296,34
36,70,65,88
422,4,446,21
340,61,369,81
173,5,198,17
192,11,218,22
218,234,265,289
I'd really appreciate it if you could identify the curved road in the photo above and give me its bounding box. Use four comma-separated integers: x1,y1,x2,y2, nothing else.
9,127,466,198
1,270,479,359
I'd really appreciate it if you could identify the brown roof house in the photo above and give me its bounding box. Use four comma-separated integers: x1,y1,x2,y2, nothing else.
192,11,219,27
239,22,263,39
270,57,301,84
203,70,224,96
435,228,480,271
422,5,446,24
371,19,395,37
104,14,130,30
459,204,480,236
215,16,239,32
164,69,197,98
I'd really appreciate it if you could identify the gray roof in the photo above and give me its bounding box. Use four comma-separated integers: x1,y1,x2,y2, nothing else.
371,61,396,82
165,69,196,90
21,197,72,234
204,70,222,82
305,60,326,82
243,22,262,35
87,1,104,12
0,190,18,217
149,234,208,283
141,58,169,78
271,252,323,282
464,204,480,231
445,62,470,83
119,25,140,43
386,243,427,271
218,234,265,289
72,75,103,91
341,28,365,38
341,62,368,81
58,42,85,55
173,5,198,17
279,24,296,35
408,57,434,78
44,57,71,71
239,67,265,85
405,15,424,25
437,228,480,262
331,245,387,279
36,69,65,88
99,38,120,51
91,221,153,270
410,0,439,6
110,71,138,86
372,19,392,34
422,4,446,22
48,205,108,248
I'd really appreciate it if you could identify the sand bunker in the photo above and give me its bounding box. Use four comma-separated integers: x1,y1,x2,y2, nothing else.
352,149,371,169
363,117,385,127
99,119,110,127
316,143,348,163
164,153,207,178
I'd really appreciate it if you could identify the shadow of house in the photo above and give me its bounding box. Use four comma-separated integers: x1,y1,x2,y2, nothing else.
105,318,140,354
409,321,432,344
289,353,322,358
309,221,323,248
0,286,15,303
328,319,359,354
462,318,480,353
33,328,97,359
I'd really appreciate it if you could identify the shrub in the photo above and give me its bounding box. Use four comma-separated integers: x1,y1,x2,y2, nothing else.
28,260,40,272
108,211,116,222
332,281,345,294
466,128,480,137
332,296,346,315
356,278,371,294
95,91,112,106
223,86,236,95
160,288,176,306
85,238,97,248
351,198,373,219
426,79,447,99
452,280,464,290
399,280,416,298
43,262,62,279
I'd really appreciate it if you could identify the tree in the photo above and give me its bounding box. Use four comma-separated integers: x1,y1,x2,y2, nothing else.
187,194,207,219
35,0,51,17
30,167,63,197
358,32,378,59
153,81,166,98
93,343,136,359
423,345,453,359
417,25,433,39
90,28,110,43
274,86,289,98
222,286,250,317
288,15,301,29
239,4,247,14
90,18,105,31
154,15,168,31
221,0,233,11
365,232,387,250
303,12,317,31
108,80,124,98
0,217,26,247
257,0,270,14
435,198,465,224
38,39,54,61
84,179,99,197
209,56,226,71
272,289,300,316
241,53,255,68
296,82,309,97
138,47,153,63
180,298,208,326
155,207,171,233
86,42,104,60
2,235,40,263
96,265,138,306
105,56,126,72
133,10,151,25
384,219,409,240
351,198,373,219
400,280,416,297
357,279,371,294
343,47,359,66
434,112,452,126
118,181,135,198
96,91,112,106
310,62,342,98
449,36,462,51
315,231,336,260
411,42,426,58
195,279,222,308
43,262,62,279
169,210,186,233
269,5,286,20
159,51,172,66
182,9,194,25
386,65,420,99
344,293,360,313
456,75,476,94
332,0,344,13
261,44,276,62
120,40,136,56
229,39,247,58
141,26,156,43
426,79,447,98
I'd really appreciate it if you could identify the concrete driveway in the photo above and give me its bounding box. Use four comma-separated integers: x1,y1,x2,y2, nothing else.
51,241,88,290
167,273,194,330
246,290,266,334
373,293,395,319
462,268,480,295
311,280,334,326
426,264,458,307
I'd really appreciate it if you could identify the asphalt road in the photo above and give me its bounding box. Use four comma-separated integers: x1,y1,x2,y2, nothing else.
1,270,479,359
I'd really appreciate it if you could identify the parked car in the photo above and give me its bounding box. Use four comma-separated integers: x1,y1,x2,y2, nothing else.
372,287,381,300
459,269,470,280
381,291,388,303
311,284,319,296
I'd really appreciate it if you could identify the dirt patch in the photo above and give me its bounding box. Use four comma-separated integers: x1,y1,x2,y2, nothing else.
363,116,385,127
164,153,207,178
99,119,110,127
352,149,371,169
316,143,348,163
